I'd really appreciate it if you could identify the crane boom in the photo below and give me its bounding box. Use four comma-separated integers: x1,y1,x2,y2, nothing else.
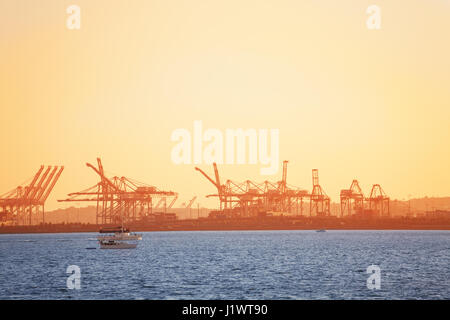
86,161,120,192
97,158,104,177
195,164,224,201
22,166,44,201
26,166,51,203
36,167,58,202
168,194,178,209
186,196,197,209
213,163,221,191
40,166,64,203
154,198,165,209
195,167,218,188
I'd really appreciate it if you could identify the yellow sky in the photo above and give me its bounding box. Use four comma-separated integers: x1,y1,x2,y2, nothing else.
1,0,449,210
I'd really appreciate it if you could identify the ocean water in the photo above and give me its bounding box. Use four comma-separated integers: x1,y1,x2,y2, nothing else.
0,230,448,300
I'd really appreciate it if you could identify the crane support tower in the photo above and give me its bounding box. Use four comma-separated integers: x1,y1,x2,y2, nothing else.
309,169,330,217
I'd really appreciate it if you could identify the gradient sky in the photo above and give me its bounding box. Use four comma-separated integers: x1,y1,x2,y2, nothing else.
1,0,449,210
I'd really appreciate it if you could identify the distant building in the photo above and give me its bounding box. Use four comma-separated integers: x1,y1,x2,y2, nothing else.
425,210,450,219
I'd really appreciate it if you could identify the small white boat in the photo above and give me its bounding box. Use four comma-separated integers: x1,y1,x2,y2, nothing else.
97,226,141,249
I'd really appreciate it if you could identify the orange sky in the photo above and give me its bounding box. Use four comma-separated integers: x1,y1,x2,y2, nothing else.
1,0,449,210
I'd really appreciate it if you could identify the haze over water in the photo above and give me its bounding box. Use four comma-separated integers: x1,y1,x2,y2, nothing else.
0,230,448,299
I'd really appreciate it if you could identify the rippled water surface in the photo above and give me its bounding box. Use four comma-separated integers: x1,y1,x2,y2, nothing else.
0,230,448,299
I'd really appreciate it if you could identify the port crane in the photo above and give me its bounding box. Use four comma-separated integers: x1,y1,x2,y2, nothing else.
368,184,390,217
340,179,365,217
339,180,390,217
59,158,176,225
0,166,64,225
195,161,310,217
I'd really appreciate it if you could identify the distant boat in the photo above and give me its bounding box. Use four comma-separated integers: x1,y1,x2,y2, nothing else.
316,229,326,232
97,226,142,249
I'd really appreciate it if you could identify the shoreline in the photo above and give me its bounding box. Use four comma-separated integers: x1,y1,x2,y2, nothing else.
1,217,449,234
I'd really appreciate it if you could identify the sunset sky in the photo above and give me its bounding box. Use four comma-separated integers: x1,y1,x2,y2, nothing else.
1,0,449,210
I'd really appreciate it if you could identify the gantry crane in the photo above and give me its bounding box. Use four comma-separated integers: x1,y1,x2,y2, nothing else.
195,161,310,217
368,184,390,217
0,165,64,225
59,158,176,225
340,179,365,217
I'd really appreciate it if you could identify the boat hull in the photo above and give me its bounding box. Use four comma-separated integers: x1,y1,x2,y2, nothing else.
99,242,137,249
